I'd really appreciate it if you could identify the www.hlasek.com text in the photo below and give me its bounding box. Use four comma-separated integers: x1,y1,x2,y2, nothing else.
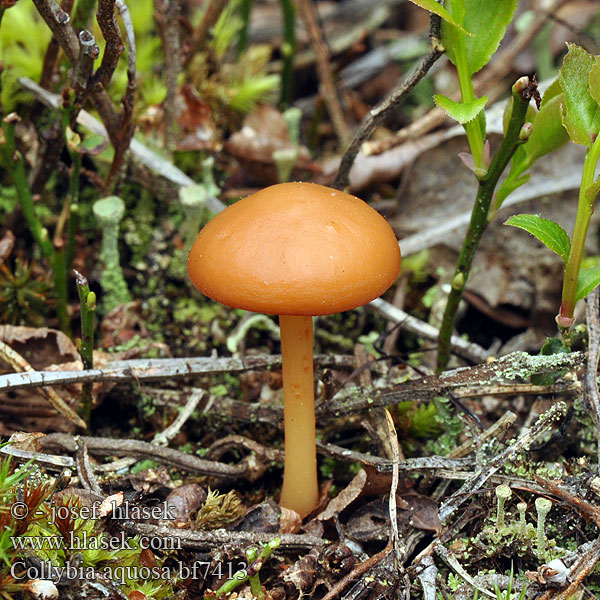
11,530,180,552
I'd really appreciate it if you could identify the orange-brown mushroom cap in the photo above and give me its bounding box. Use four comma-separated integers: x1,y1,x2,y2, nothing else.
187,182,401,315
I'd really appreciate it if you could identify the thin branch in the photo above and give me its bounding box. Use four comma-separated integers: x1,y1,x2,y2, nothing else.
370,297,489,363
438,401,568,523
41,433,251,480
294,0,351,147
156,0,180,152
94,0,124,90
32,0,78,61
72,29,100,111
585,286,600,466
0,353,354,391
39,0,75,89
19,77,227,212
121,521,329,552
181,0,227,67
0,339,86,429
333,16,443,189
106,0,137,190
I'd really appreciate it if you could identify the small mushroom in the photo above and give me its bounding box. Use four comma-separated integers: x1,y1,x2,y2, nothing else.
187,182,401,517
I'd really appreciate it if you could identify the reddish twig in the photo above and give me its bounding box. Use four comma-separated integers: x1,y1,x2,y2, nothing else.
181,0,227,67
294,0,351,148
94,0,124,90
333,15,443,189
106,0,137,190
38,0,75,89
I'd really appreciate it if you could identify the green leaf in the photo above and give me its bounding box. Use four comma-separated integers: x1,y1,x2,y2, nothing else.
540,78,563,108
576,266,600,301
590,58,600,106
442,0,519,75
525,94,570,163
504,214,571,264
559,43,600,147
434,94,487,124
407,0,467,32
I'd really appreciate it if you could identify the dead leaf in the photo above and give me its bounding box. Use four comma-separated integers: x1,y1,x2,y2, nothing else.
279,506,302,534
97,491,124,517
164,483,206,523
7,431,45,452
0,231,15,266
318,469,367,521
225,105,317,185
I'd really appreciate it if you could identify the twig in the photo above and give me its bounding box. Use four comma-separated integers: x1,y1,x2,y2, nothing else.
369,297,489,363
448,411,516,459
294,0,351,147
120,521,328,552
385,410,401,568
72,29,100,112
333,15,443,189
536,536,600,600
0,445,75,469
75,438,103,495
320,543,392,600
435,543,496,599
438,401,568,523
39,0,75,89
152,389,204,446
106,0,137,190
181,0,227,67
584,287,600,466
0,339,86,430
158,0,180,153
0,353,353,391
94,0,124,91
31,0,122,147
19,77,227,213
31,0,78,61
41,433,255,480
416,555,438,600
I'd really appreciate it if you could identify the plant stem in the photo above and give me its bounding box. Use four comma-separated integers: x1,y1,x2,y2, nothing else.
74,270,95,424
245,547,263,599
558,133,600,327
279,0,295,107
1,116,70,333
211,539,280,598
454,37,485,170
436,78,534,372
236,0,253,56
1,118,54,259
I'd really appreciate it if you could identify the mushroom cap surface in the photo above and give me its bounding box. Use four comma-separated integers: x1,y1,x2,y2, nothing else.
187,182,401,315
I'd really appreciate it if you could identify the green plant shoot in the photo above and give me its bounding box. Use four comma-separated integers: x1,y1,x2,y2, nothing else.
505,44,600,330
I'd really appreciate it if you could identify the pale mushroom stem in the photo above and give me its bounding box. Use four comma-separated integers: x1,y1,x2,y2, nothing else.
279,314,319,517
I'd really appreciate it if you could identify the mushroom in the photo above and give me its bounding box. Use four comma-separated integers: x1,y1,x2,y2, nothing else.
187,182,401,517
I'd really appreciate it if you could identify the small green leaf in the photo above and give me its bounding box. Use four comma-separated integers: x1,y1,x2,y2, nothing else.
590,58,600,106
576,266,600,301
540,78,563,108
407,0,466,32
525,94,570,163
559,43,600,147
442,0,519,75
434,94,487,124
504,214,571,264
